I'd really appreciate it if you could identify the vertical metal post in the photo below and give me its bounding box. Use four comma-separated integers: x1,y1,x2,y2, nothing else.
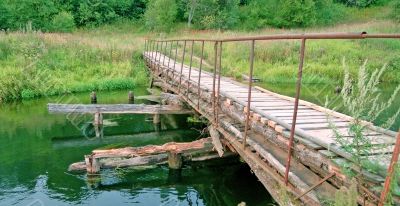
158,41,163,74
151,40,155,70
379,130,400,206
155,41,159,72
243,40,255,148
197,41,205,110
173,41,179,81
187,40,195,97
163,41,167,66
178,40,187,93
144,39,147,54
216,41,222,125
212,42,218,124
166,41,173,79
284,38,306,186
168,41,173,67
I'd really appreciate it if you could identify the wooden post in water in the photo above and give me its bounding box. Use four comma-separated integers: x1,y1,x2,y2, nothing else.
85,155,100,174
153,114,160,124
90,91,97,104
128,91,134,104
168,151,182,169
94,112,103,126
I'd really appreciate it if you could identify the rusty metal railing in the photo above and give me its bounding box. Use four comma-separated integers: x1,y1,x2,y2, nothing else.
144,32,400,205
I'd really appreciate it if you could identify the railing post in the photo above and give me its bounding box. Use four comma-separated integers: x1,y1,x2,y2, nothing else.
168,41,173,67
155,41,159,72
144,39,147,54
173,41,179,81
284,38,307,186
163,41,167,66
158,41,163,74
379,130,400,206
197,40,205,110
212,41,218,124
187,40,195,97
243,40,255,148
151,40,155,70
178,40,187,93
216,41,222,125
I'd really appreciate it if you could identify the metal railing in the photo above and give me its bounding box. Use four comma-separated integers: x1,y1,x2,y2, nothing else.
144,32,400,205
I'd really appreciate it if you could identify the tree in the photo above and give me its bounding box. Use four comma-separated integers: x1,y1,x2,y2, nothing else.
184,0,198,27
144,0,178,31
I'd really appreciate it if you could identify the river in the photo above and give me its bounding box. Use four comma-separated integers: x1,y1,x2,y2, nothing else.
0,87,274,206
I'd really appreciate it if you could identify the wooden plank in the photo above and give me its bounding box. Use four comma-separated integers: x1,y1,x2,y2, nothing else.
209,125,225,157
298,122,350,130
48,103,193,114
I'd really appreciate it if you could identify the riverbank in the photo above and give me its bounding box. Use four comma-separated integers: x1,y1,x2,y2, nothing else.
1,19,399,103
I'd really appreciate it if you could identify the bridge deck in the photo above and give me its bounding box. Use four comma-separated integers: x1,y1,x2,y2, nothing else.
144,51,398,205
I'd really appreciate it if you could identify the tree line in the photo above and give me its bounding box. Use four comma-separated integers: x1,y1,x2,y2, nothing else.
0,0,397,32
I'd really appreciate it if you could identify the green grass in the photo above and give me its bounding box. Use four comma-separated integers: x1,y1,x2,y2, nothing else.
0,31,148,102
0,2,399,103
165,20,400,84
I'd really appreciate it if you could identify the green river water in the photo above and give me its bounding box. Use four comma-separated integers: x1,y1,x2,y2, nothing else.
0,83,398,206
0,87,273,206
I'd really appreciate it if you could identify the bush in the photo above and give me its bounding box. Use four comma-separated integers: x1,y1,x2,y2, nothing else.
49,11,76,32
392,0,400,22
334,0,381,7
273,0,317,27
0,0,59,31
314,0,345,25
144,0,178,31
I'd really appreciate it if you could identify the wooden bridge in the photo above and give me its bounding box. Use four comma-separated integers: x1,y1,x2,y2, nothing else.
143,32,400,206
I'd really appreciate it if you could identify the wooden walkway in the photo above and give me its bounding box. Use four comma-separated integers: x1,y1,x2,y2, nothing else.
144,51,399,205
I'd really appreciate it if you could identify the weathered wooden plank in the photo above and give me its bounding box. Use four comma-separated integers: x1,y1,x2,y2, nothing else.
209,125,225,157
48,103,193,114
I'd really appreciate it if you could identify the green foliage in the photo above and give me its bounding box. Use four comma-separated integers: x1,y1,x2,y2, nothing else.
334,0,382,7
239,0,344,29
328,61,399,181
49,11,76,32
0,0,59,31
334,179,358,206
0,33,148,102
190,0,240,29
274,0,317,27
0,0,147,31
144,0,178,31
392,0,400,22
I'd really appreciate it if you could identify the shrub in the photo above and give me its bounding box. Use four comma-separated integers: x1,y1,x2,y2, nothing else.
334,0,381,7
273,0,317,27
49,11,76,32
392,0,400,22
144,0,178,31
314,0,346,25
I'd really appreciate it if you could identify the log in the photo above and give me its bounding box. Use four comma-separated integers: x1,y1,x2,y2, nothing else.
209,125,224,157
48,103,193,114
68,137,234,172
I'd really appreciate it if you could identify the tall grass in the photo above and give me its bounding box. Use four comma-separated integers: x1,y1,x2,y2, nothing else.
0,31,148,102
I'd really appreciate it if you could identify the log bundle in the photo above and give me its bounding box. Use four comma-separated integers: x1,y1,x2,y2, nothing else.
69,137,236,173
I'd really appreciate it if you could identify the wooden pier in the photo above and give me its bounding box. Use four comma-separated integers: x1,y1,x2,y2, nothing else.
142,33,400,206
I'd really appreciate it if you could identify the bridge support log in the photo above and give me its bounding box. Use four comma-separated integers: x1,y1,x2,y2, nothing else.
68,137,237,172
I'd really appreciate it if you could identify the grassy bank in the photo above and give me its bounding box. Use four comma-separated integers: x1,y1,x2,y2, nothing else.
0,17,399,102
0,30,148,102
